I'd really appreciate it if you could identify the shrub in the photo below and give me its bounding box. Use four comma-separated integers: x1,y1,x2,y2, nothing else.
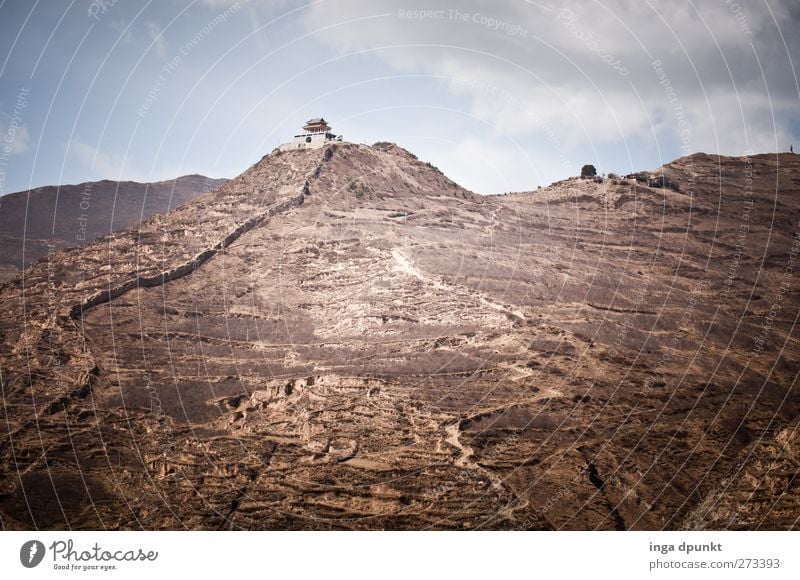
581,164,597,178
348,179,370,198
647,174,680,191
424,161,442,173
625,172,649,184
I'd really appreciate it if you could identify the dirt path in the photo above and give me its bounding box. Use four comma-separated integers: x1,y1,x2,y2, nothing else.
391,247,526,323
444,421,475,468
442,417,530,525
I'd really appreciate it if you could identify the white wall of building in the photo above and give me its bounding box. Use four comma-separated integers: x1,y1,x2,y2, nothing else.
278,132,340,152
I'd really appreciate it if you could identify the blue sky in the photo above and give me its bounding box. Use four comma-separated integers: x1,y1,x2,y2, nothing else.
1,0,798,195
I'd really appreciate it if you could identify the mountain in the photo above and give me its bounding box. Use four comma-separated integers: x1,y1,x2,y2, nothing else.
0,143,798,530
0,175,228,283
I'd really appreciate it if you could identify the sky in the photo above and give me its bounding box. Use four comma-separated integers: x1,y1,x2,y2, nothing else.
0,0,798,195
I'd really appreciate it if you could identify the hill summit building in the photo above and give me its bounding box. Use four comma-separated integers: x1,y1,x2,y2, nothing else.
279,117,343,151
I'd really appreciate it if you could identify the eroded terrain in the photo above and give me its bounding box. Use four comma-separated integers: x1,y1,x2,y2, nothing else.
1,143,799,529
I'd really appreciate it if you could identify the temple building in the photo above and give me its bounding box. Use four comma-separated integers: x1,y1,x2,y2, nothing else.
279,117,343,151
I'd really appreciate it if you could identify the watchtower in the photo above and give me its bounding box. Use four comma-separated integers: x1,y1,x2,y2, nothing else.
279,117,343,151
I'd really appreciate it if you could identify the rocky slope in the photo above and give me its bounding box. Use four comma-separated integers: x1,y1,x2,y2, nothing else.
0,143,798,530
0,175,227,282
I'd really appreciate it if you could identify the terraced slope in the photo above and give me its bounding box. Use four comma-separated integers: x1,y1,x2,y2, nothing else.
1,144,798,530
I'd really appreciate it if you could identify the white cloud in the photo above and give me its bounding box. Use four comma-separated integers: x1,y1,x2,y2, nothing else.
200,0,242,7
66,138,138,180
435,136,535,194
146,22,167,58
109,20,133,44
302,0,800,156
65,139,219,183
1,122,31,154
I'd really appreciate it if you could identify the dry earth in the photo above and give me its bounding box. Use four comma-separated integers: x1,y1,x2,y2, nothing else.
1,142,799,530
0,175,226,283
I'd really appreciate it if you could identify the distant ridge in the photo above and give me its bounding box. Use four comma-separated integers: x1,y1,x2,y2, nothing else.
0,174,227,282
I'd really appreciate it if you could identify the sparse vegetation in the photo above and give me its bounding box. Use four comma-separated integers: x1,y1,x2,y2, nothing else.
7,139,796,533
647,174,680,191
348,179,370,199
624,171,680,191
581,164,597,178
424,161,442,174
626,171,649,184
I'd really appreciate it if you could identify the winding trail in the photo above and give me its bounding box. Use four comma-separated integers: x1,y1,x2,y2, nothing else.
444,421,475,468
441,377,566,525
442,418,530,524
391,247,526,323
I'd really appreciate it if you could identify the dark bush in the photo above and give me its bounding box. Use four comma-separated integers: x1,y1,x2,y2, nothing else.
348,179,370,198
647,174,680,192
581,164,597,178
424,161,442,173
625,172,649,183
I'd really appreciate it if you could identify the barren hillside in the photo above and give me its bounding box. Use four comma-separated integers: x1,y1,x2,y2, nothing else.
1,143,798,530
0,175,227,282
